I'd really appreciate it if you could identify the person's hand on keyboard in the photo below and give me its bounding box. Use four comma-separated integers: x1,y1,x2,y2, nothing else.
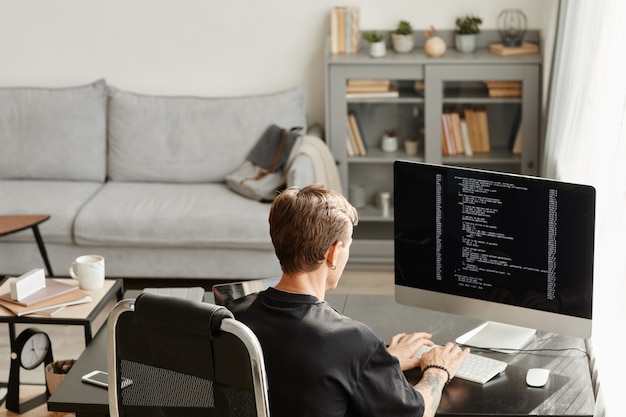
386,332,435,371
420,342,470,383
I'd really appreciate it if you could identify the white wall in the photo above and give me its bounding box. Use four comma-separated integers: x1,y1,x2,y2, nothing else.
0,0,556,128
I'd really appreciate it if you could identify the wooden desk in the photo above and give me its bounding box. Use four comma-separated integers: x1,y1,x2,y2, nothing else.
344,295,595,416
48,293,595,416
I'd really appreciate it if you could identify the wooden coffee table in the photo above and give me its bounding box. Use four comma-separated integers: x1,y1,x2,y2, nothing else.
0,215,54,277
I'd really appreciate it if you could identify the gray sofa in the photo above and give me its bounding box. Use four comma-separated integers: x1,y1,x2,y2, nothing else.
0,80,311,280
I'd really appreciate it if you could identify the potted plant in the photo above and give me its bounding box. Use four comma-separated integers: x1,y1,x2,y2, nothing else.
454,15,483,53
391,20,414,53
363,31,386,58
45,359,76,394
381,129,399,152
404,137,418,156
424,26,446,58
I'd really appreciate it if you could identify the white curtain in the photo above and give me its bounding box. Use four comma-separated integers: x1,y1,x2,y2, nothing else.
543,1,626,416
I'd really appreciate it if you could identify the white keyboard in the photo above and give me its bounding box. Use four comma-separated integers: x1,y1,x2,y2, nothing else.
414,345,507,384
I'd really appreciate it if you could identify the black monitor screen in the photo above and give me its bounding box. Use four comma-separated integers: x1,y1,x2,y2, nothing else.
394,161,594,321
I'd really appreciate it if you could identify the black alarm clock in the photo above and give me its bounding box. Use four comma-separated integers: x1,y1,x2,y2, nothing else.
5,327,54,413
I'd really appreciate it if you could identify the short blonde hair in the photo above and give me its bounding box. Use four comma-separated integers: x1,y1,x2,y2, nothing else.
269,184,358,274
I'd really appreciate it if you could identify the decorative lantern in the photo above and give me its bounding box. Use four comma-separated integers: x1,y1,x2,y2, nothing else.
497,9,527,47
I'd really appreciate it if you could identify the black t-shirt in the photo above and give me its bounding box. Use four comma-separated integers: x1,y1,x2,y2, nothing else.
228,288,425,417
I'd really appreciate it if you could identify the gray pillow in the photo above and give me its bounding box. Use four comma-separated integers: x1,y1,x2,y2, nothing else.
107,86,307,183
0,79,108,182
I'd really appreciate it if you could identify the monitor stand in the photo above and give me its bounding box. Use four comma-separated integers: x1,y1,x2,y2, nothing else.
455,321,536,353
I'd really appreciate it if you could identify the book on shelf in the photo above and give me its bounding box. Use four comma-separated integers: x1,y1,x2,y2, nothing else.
348,112,367,156
353,111,368,153
487,88,522,98
347,84,394,94
346,117,359,156
474,107,491,153
484,81,522,98
347,79,391,87
346,85,399,99
441,129,448,156
462,108,477,152
508,107,522,152
462,107,490,153
460,118,473,156
345,119,357,156
330,7,360,54
441,112,456,156
347,79,391,93
449,110,465,155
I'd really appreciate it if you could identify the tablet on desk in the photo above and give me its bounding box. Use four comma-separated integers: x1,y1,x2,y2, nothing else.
82,370,132,389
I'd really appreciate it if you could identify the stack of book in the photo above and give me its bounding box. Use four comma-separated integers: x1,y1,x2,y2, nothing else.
488,42,539,57
330,7,360,54
441,107,491,156
484,81,522,97
0,279,91,316
346,79,399,98
346,111,368,156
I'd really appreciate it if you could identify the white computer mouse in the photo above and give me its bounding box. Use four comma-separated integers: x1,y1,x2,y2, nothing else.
526,368,550,387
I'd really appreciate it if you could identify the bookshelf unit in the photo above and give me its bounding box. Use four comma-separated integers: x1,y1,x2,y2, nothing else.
325,30,542,268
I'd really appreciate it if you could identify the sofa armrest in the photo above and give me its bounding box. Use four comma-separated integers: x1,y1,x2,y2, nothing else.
286,154,315,188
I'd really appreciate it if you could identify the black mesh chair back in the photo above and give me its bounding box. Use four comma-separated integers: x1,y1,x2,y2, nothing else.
107,292,270,417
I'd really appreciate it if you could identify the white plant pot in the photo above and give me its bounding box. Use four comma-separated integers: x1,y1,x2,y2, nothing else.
381,135,398,152
391,33,414,53
455,34,477,53
369,41,386,58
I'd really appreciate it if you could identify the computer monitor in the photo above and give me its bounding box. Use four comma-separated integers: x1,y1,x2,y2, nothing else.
393,161,595,349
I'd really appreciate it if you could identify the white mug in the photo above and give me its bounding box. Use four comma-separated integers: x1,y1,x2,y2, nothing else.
69,255,105,290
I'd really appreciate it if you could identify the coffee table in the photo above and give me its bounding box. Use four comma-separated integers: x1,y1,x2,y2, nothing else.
0,215,54,277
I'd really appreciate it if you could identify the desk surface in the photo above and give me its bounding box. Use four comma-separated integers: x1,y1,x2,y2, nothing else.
48,292,595,416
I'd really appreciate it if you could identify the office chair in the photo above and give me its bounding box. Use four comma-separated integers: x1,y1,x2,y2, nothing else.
107,292,270,417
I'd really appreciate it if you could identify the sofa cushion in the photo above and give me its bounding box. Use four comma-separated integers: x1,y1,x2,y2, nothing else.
73,182,274,250
0,80,108,182
107,86,307,183
0,180,104,244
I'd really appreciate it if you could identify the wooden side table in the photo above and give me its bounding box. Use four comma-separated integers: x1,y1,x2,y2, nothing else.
0,215,54,277
0,277,124,414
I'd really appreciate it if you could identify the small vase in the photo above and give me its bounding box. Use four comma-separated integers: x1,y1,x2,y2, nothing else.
424,36,446,57
369,41,386,58
391,34,414,53
455,34,477,53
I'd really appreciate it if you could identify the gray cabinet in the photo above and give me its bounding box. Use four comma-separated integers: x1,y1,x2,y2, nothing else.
325,31,542,268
